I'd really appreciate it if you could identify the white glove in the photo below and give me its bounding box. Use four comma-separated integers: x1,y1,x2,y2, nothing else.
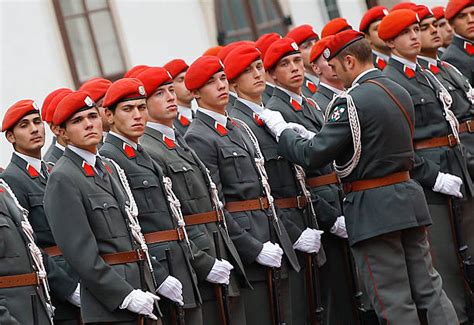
433,172,463,198
260,109,289,140
293,228,324,253
67,283,81,307
157,275,184,306
206,259,234,285
330,216,348,238
120,289,160,320
287,123,316,140
46,302,56,315
255,241,284,268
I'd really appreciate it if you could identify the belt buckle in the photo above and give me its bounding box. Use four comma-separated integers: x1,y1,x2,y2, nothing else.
177,228,184,241
259,197,267,210
448,134,456,147
297,196,305,209
467,121,473,133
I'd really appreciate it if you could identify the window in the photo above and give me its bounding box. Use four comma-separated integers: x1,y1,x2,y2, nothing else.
323,0,341,19
52,0,126,87
215,0,291,45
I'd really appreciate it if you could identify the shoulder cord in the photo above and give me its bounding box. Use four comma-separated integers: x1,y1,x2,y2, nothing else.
203,167,229,237
324,84,362,179
442,61,474,105
0,179,53,321
232,117,282,235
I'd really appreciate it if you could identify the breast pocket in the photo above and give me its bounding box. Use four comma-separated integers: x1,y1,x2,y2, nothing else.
88,194,128,239
219,146,254,183
128,173,162,213
168,160,202,200
412,94,435,128
0,217,20,258
27,193,49,232
261,146,293,190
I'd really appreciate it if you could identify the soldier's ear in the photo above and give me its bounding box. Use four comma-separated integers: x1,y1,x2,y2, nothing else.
104,107,114,125
384,39,396,50
5,130,15,145
191,89,201,100
310,61,320,76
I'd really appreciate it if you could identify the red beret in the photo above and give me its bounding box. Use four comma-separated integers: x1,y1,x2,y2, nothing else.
2,99,40,132
46,89,73,123
41,88,70,121
135,67,173,97
379,9,420,41
53,91,95,126
263,37,300,70
323,30,365,61
321,18,352,38
286,25,319,45
414,5,434,21
391,2,418,12
203,46,224,56
432,6,445,20
310,36,334,62
185,56,224,91
79,78,112,102
224,45,262,80
124,65,149,78
218,41,255,61
103,78,147,109
445,0,474,20
163,59,189,79
359,6,389,33
256,33,282,59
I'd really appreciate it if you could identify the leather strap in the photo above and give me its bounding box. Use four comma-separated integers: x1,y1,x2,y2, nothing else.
414,134,457,150
274,196,307,209
0,272,38,289
101,249,145,266
343,171,410,193
144,228,185,244
225,197,269,213
364,79,414,138
185,211,219,225
306,172,340,188
43,245,62,257
459,120,473,134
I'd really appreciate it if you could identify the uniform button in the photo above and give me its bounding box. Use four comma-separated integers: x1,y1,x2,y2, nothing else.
421,98,425,103
143,180,149,187
233,152,238,156
182,166,187,171
126,200,130,205
103,203,108,208
449,87,453,90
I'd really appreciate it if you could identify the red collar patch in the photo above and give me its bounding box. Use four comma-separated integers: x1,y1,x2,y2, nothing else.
123,143,136,158
290,97,302,111
163,135,176,149
26,164,39,178
178,113,190,126
253,112,264,126
464,41,474,55
376,56,386,70
306,80,317,93
428,63,440,74
82,161,94,177
403,65,416,79
214,121,228,136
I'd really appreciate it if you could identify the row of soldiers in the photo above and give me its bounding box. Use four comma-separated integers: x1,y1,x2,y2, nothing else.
0,0,473,324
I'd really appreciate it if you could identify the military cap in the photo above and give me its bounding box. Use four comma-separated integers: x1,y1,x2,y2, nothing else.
359,6,389,33
41,88,70,121
2,99,40,132
53,91,96,125
218,41,255,61
445,0,474,20
321,18,352,38
136,67,173,97
414,5,434,21
163,59,189,79
263,37,300,70
378,9,420,41
46,89,73,123
124,65,149,78
432,6,446,20
391,2,418,11
310,36,334,63
79,78,112,102
203,46,224,56
256,32,282,59
224,45,262,80
185,56,224,91
286,24,319,45
323,30,365,61
103,78,147,108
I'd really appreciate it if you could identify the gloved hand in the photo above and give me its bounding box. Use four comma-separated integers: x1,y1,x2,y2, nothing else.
255,241,283,268
67,283,81,307
206,259,234,285
259,109,289,140
433,172,463,198
120,289,160,320
293,228,324,253
287,122,316,140
157,275,184,306
330,216,348,238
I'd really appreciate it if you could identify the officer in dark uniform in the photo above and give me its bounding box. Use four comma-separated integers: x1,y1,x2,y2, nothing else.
183,55,301,324
1,99,81,324
442,0,474,85
135,67,249,325
43,91,161,324
256,33,282,105
359,6,390,70
380,9,474,323
261,29,458,325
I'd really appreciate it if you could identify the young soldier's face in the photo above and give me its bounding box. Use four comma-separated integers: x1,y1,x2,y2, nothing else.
61,107,102,152
107,98,148,142
174,71,194,105
387,24,421,60
451,6,474,39
366,20,389,51
270,53,305,93
233,59,266,98
299,38,317,68
193,71,229,110
6,113,45,153
420,17,443,51
312,55,340,83
146,84,178,125
434,18,454,47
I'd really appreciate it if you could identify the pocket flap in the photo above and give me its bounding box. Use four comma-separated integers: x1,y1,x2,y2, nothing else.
88,194,119,210
220,146,246,159
169,161,193,173
27,193,44,207
128,173,159,189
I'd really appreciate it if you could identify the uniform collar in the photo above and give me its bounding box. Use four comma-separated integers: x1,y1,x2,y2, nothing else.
276,86,303,105
237,98,264,115
147,122,176,141
197,106,228,126
14,152,42,176
372,50,390,62
305,73,319,85
177,105,193,121
229,91,238,99
266,81,276,88
417,55,438,66
68,145,98,168
319,82,343,95
391,54,417,71
454,33,472,43
108,131,138,150
352,68,379,87
54,142,66,152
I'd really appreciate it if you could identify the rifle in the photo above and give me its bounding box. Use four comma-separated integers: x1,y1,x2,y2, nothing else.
165,249,186,325
213,231,231,325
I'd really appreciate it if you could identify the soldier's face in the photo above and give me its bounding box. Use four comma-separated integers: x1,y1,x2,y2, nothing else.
434,18,454,47
173,71,194,105
270,53,305,94
386,24,421,61
6,113,45,156
107,98,148,143
328,57,352,88
451,6,474,39
233,59,266,99
420,17,443,51
299,38,317,68
61,107,102,153
193,71,229,112
146,84,178,127
366,20,389,51
312,56,340,83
